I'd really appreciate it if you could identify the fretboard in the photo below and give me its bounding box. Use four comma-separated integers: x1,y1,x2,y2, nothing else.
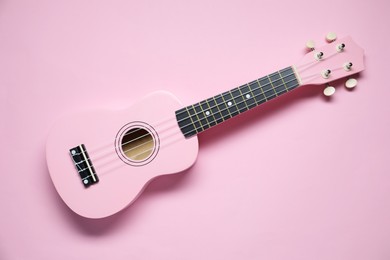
175,66,300,138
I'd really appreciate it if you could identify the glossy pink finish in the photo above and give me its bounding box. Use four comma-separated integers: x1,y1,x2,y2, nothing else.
294,36,365,85
46,91,199,218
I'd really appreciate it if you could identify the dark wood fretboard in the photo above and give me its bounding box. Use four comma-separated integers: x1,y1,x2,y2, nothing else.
175,66,300,138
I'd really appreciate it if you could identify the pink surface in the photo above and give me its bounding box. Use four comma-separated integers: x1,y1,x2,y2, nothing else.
1,0,389,259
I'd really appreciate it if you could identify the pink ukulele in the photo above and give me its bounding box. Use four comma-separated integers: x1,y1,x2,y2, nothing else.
46,34,365,218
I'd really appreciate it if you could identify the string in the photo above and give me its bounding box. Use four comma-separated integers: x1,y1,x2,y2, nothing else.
76,73,307,175
83,74,306,178
75,49,345,179
74,68,298,158
74,70,300,167
80,46,340,158
76,71,303,169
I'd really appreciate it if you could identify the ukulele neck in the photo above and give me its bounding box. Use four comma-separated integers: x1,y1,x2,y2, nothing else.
175,66,301,138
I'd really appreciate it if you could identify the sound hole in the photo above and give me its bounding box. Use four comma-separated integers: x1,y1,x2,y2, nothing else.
121,128,154,161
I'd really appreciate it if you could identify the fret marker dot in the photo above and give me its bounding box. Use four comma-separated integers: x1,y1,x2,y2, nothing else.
227,101,233,106
71,150,76,155
246,94,251,99
84,179,89,184
205,111,210,116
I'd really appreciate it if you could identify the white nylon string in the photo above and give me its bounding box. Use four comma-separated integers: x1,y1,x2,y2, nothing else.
75,70,300,169
76,68,299,159
77,72,323,178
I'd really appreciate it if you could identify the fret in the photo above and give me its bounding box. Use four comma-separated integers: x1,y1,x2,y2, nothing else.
269,71,287,96
240,82,257,108
216,94,232,120
232,87,248,113
252,80,268,105
175,66,300,138
259,76,277,100
222,91,239,117
175,108,197,138
208,97,224,124
277,70,289,92
267,75,279,97
187,107,202,133
193,103,210,131
280,67,299,91
200,100,217,127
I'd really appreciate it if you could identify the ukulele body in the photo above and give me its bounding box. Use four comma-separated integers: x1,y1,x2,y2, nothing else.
46,91,199,219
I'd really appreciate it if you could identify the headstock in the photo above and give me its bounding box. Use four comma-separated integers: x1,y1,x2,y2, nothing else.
295,33,365,96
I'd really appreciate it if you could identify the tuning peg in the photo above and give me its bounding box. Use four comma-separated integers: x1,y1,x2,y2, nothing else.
345,78,358,89
321,69,331,79
323,85,336,97
315,51,324,61
344,62,353,71
326,32,337,42
336,43,345,52
306,40,315,50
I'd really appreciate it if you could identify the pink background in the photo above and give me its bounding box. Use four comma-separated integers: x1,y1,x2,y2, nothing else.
1,0,390,259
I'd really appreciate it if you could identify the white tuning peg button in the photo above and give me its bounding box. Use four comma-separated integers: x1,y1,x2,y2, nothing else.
345,78,358,89
323,86,336,97
326,32,337,42
306,40,315,50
